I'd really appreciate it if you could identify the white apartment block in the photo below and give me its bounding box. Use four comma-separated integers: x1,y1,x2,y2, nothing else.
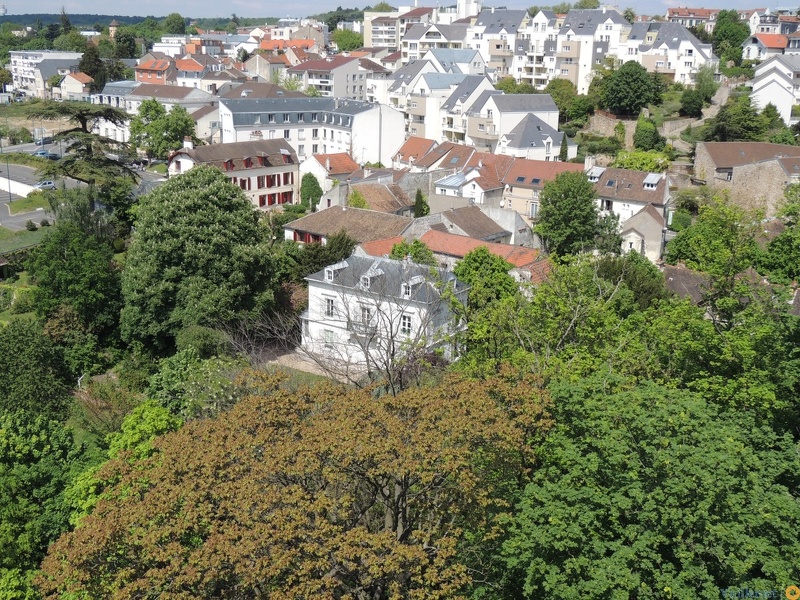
751,54,800,125
467,8,530,79
218,97,404,165
9,50,83,95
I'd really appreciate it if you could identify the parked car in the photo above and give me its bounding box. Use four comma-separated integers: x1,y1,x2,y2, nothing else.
32,149,48,157
35,137,52,146
34,180,55,190
46,152,60,160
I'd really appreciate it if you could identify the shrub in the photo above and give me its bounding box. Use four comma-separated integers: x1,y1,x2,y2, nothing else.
40,218,50,227
10,287,35,314
670,210,693,232
25,220,37,231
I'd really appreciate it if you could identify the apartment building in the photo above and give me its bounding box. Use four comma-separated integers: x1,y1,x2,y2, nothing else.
515,9,560,89
218,97,404,165
468,8,530,79
9,50,83,95
287,56,369,100
751,54,800,125
401,23,470,64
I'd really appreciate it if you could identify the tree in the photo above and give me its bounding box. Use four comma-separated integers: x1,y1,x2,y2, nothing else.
52,30,86,52
680,88,705,118
389,239,436,266
120,166,278,354
558,133,568,161
162,12,186,35
544,79,577,120
113,29,137,59
632,116,665,151
603,60,658,116
347,189,368,208
454,246,517,308
331,29,364,51
760,186,800,283
370,1,396,10
713,9,750,65
38,371,548,599
694,64,718,103
26,220,121,340
78,43,105,92
24,101,136,187
0,319,71,418
503,377,800,600
59,7,73,35
129,99,197,160
413,188,429,217
612,150,670,172
288,230,358,282
623,6,636,23
0,410,86,600
299,172,323,210
535,171,605,256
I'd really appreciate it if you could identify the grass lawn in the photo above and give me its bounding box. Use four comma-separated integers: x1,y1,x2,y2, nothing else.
8,191,51,215
0,226,48,253
149,163,167,174
649,90,683,128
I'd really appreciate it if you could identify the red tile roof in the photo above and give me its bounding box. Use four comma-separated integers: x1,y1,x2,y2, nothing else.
501,158,584,189
314,153,360,175
136,59,172,72
753,33,788,48
414,142,475,170
67,72,94,84
287,56,358,73
394,136,437,164
400,6,434,17
419,229,541,268
381,50,402,63
175,58,204,71
360,236,404,257
260,39,316,51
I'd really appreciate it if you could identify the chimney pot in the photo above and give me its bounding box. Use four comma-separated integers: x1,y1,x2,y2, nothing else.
183,136,194,150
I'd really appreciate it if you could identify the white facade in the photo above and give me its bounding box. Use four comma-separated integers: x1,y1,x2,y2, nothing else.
9,50,83,95
300,256,468,374
750,54,800,126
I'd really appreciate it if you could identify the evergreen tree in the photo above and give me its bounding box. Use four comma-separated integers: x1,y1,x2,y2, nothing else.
413,188,430,217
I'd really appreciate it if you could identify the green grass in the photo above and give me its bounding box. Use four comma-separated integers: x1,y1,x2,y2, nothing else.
649,90,683,128
0,152,51,168
149,163,167,174
9,191,51,215
0,226,48,253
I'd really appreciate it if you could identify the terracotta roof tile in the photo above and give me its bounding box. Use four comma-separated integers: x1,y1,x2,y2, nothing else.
352,183,412,213
394,136,437,164
287,56,358,73
419,229,540,267
314,153,360,175
67,72,93,84
753,33,788,48
501,158,584,188
136,59,171,71
175,58,205,71
414,142,475,170
700,142,800,169
360,236,405,257
286,206,412,243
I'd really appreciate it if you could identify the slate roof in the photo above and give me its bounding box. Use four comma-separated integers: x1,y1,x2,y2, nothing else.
286,206,413,243
221,82,306,99
287,56,358,73
99,80,141,96
307,254,466,301
629,22,715,59
441,75,492,110
388,59,432,92
502,113,565,150
593,168,668,204
221,97,375,127
170,139,297,170
423,72,467,91
560,8,628,34
473,9,529,34
394,136,437,164
190,103,218,120
128,85,214,101
403,23,469,41
426,48,480,71
699,142,800,168
36,59,80,81
359,57,391,74
441,205,508,240
414,141,476,170
491,93,558,112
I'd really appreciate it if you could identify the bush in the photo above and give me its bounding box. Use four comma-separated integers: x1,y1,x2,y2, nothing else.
25,220,37,231
584,135,622,155
10,287,35,314
633,118,665,151
112,237,126,253
680,89,704,118
175,325,230,359
670,210,693,232
40,218,50,227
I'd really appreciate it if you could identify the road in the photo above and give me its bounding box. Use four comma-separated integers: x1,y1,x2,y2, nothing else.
0,145,166,231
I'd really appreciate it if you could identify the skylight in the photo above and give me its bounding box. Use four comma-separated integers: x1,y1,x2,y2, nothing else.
606,179,615,186
516,176,526,182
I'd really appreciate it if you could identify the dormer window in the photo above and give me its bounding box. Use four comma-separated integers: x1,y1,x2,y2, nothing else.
325,268,334,282
402,283,411,298
361,275,371,289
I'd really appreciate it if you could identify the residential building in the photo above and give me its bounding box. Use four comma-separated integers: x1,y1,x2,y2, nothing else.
468,8,529,79
244,52,289,81
135,58,176,85
619,21,718,85
218,97,404,165
392,136,438,169
588,165,670,224
58,72,93,101
515,10,561,90
287,56,365,99
284,205,413,244
666,7,720,33
299,255,469,371
37,59,81,99
300,152,361,191
152,35,188,57
694,141,800,217
464,92,560,153
401,23,470,64
500,158,585,224
750,54,800,125
743,33,788,60
8,50,83,96
167,138,300,209
619,203,666,263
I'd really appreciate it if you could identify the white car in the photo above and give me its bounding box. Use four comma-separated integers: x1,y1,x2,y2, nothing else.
34,180,56,190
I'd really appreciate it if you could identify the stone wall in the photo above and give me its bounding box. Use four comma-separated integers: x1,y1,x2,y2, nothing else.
661,117,694,137
589,110,636,147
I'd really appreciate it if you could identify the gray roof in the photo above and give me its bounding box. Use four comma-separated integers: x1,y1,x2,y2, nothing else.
491,93,558,113
388,59,431,92
422,72,466,90
630,21,715,59
435,172,467,187
425,48,480,70
171,138,297,166
307,255,466,303
465,89,502,113
221,97,375,128
128,85,215,103
98,80,141,97
36,59,79,80
503,113,566,150
403,23,469,41
474,9,528,34
441,75,492,110
560,8,629,35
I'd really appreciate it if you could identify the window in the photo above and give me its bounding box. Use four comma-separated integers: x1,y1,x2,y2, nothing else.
312,112,318,122
283,113,290,122
268,114,275,123
298,144,305,155
313,144,318,153
257,175,266,188
561,69,568,74
312,128,319,139
298,113,304,122
528,202,539,218
325,297,335,317
361,305,371,324
545,141,551,153
323,329,335,348
726,171,733,181
562,45,570,51
402,283,411,298
284,130,290,139
400,314,412,335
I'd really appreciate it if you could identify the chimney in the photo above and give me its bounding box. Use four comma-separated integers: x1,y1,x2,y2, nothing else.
183,136,194,150
491,6,495,12
602,5,606,13
326,157,331,171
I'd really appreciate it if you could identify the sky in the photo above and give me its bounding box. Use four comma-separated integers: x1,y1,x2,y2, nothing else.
3,0,780,22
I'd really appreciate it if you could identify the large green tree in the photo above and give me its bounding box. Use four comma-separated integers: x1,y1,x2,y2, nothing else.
713,9,750,65
161,12,186,35
503,378,800,599
704,96,766,142
77,43,106,92
331,29,364,51
113,29,137,59
603,60,658,116
120,166,278,354
299,172,323,210
129,99,197,160
535,171,617,256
